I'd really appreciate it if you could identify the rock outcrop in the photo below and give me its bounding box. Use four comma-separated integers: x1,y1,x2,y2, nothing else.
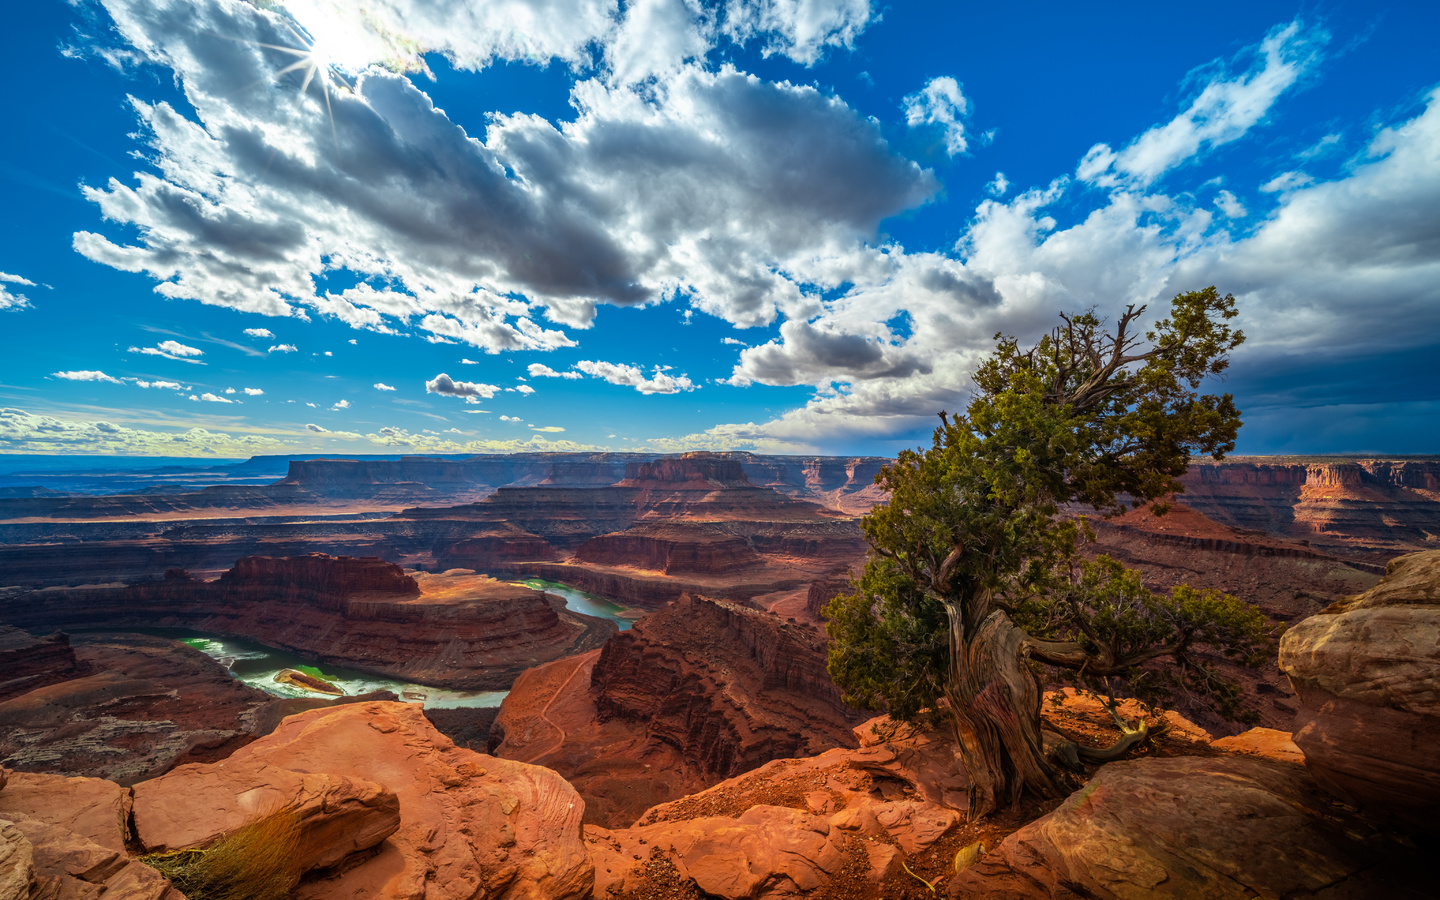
591,595,867,779
0,768,183,900
1279,549,1440,829
0,628,90,703
948,755,1427,899
0,556,613,690
212,702,593,900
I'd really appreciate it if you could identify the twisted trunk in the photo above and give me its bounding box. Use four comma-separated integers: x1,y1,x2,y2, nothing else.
943,602,1066,820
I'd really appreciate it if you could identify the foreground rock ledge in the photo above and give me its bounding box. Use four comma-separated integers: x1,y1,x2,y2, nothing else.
949,754,1426,899
1279,549,1440,828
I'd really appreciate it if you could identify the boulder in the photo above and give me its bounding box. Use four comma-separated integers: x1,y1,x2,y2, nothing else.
947,755,1425,899
0,771,132,853
6,814,180,900
209,701,592,900
1279,550,1440,827
131,764,400,873
1211,727,1305,765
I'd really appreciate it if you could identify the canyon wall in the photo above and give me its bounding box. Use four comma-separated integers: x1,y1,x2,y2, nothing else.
0,555,612,689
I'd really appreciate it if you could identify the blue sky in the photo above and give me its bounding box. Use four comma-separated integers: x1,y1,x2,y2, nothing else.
2,0,1437,458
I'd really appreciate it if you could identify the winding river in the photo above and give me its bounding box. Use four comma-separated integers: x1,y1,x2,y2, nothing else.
127,579,638,708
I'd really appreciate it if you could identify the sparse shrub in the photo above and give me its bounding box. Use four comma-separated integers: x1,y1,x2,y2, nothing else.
141,808,302,900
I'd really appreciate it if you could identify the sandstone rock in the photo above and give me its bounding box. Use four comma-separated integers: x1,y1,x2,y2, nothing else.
590,595,865,781
948,755,1425,899
586,805,846,900
7,814,180,900
200,701,591,900
131,761,400,873
0,820,35,900
0,771,132,853
1280,550,1440,827
1211,727,1304,765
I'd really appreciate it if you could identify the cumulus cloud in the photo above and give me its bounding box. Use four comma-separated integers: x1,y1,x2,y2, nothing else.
575,360,696,394
305,423,329,432
243,387,264,395
73,0,929,350
721,337,745,346
529,425,565,432
1260,170,1314,193
333,399,350,409
134,379,184,389
902,76,971,155
129,340,205,363
508,384,536,394
527,363,582,379
1078,21,1326,187
374,382,396,391
425,373,500,402
460,358,479,365
499,415,523,422
243,327,274,338
191,392,234,403
53,370,122,383
269,344,298,353
1213,189,1247,218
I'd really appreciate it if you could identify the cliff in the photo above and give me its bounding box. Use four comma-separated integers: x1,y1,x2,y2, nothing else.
1180,458,1440,563
0,628,90,702
0,555,614,690
590,595,866,778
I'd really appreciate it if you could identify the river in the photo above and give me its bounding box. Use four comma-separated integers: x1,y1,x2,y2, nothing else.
114,578,637,708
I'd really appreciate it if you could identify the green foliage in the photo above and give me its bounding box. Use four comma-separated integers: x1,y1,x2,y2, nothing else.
141,809,302,900
826,287,1271,729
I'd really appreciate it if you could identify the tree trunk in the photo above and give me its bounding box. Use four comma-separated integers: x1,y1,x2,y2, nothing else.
944,604,1065,820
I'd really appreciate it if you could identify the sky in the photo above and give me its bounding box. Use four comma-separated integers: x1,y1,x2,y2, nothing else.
1,0,1437,459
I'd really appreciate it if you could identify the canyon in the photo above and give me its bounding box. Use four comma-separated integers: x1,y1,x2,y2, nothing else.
3,451,1440,898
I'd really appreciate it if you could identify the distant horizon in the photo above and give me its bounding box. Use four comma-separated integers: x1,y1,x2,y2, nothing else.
3,1,1437,458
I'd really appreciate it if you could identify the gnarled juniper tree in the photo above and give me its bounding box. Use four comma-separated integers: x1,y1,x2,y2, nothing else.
825,287,1273,820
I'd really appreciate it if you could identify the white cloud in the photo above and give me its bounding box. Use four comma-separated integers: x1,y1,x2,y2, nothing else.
529,425,566,432
243,327,274,338
460,358,480,365
323,350,333,357
269,344,298,353
306,423,329,432
500,415,523,422
721,337,746,346
134,379,183,389
1260,170,1314,193
902,76,971,155
191,392,234,403
986,172,1009,197
73,0,929,349
243,387,264,395
575,360,697,394
224,387,236,394
425,373,500,402
508,384,537,394
527,363,582,379
332,399,350,409
1213,189,1248,218
53,370,122,383
0,407,289,455
0,272,35,311
129,340,206,363
374,382,396,391
1078,21,1326,187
